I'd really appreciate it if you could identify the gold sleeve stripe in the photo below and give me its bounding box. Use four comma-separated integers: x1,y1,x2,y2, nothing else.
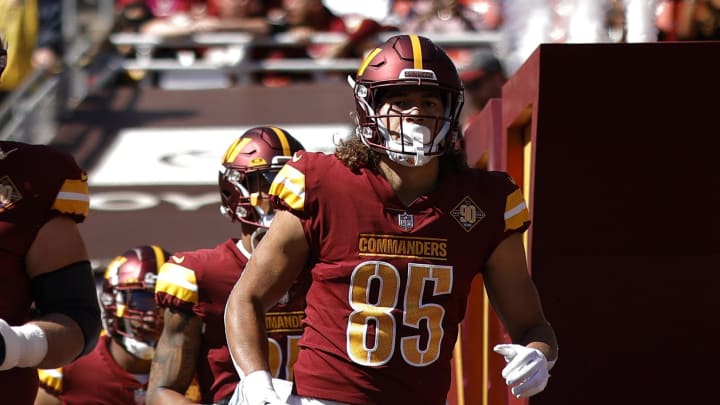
53,179,90,216
504,189,530,231
269,164,306,211
156,263,199,304
60,178,89,195
357,47,382,76
52,178,90,215
270,127,291,156
37,368,63,392
409,35,423,69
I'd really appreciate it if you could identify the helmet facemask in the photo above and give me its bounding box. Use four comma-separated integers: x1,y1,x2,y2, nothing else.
101,281,163,360
350,35,465,166
100,245,169,360
355,81,457,167
219,155,290,228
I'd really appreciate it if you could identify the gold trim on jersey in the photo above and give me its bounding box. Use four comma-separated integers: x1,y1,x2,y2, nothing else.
504,189,530,232
37,368,63,393
358,233,448,261
52,178,90,217
265,311,304,333
156,262,199,304
269,164,305,211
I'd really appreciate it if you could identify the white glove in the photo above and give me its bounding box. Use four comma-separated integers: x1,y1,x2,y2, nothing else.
494,344,552,398
235,370,287,405
0,318,48,370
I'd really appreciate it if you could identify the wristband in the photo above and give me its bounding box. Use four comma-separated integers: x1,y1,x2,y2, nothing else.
0,320,48,370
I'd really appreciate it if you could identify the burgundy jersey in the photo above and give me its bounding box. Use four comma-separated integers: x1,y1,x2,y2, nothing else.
0,141,89,404
155,239,309,403
269,151,530,405
38,334,148,405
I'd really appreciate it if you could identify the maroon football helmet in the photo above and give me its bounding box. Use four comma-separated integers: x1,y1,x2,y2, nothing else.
100,245,170,359
219,126,304,227
351,34,464,165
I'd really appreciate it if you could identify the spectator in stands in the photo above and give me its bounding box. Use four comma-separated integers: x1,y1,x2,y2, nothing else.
255,0,383,86
140,0,270,37
384,0,502,101
0,0,63,96
390,0,502,33
113,1,155,35
457,48,506,131
676,0,720,40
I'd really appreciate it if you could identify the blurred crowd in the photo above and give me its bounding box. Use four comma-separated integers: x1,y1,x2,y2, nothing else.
1,1,719,117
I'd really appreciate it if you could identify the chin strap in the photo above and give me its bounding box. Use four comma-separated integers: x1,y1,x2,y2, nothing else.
250,227,267,251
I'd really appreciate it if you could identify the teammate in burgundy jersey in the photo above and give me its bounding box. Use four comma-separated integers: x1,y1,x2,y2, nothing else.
0,141,101,404
35,245,181,405
225,35,558,405
147,127,309,405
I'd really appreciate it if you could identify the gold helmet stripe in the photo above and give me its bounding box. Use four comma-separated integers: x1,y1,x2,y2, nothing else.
270,127,292,156
357,47,382,77
409,35,423,69
223,137,251,164
150,245,166,272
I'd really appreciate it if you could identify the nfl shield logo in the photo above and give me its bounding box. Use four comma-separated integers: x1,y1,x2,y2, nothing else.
398,212,414,231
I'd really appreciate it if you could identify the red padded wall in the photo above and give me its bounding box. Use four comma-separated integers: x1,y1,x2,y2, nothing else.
463,41,720,405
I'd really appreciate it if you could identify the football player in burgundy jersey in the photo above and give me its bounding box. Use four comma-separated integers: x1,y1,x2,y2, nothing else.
34,245,187,405
146,127,310,405
225,35,558,405
1,40,101,402
0,39,102,403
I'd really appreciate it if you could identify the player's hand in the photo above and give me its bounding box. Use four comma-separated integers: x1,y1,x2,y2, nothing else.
494,343,552,398
238,370,287,405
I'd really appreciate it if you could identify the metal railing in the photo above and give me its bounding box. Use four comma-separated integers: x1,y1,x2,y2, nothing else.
0,0,116,142
109,30,501,74
0,25,501,142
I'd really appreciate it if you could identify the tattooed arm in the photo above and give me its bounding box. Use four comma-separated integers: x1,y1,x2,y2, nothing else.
146,308,203,405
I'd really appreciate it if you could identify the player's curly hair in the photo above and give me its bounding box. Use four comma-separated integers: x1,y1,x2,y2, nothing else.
335,136,380,172
335,134,467,172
